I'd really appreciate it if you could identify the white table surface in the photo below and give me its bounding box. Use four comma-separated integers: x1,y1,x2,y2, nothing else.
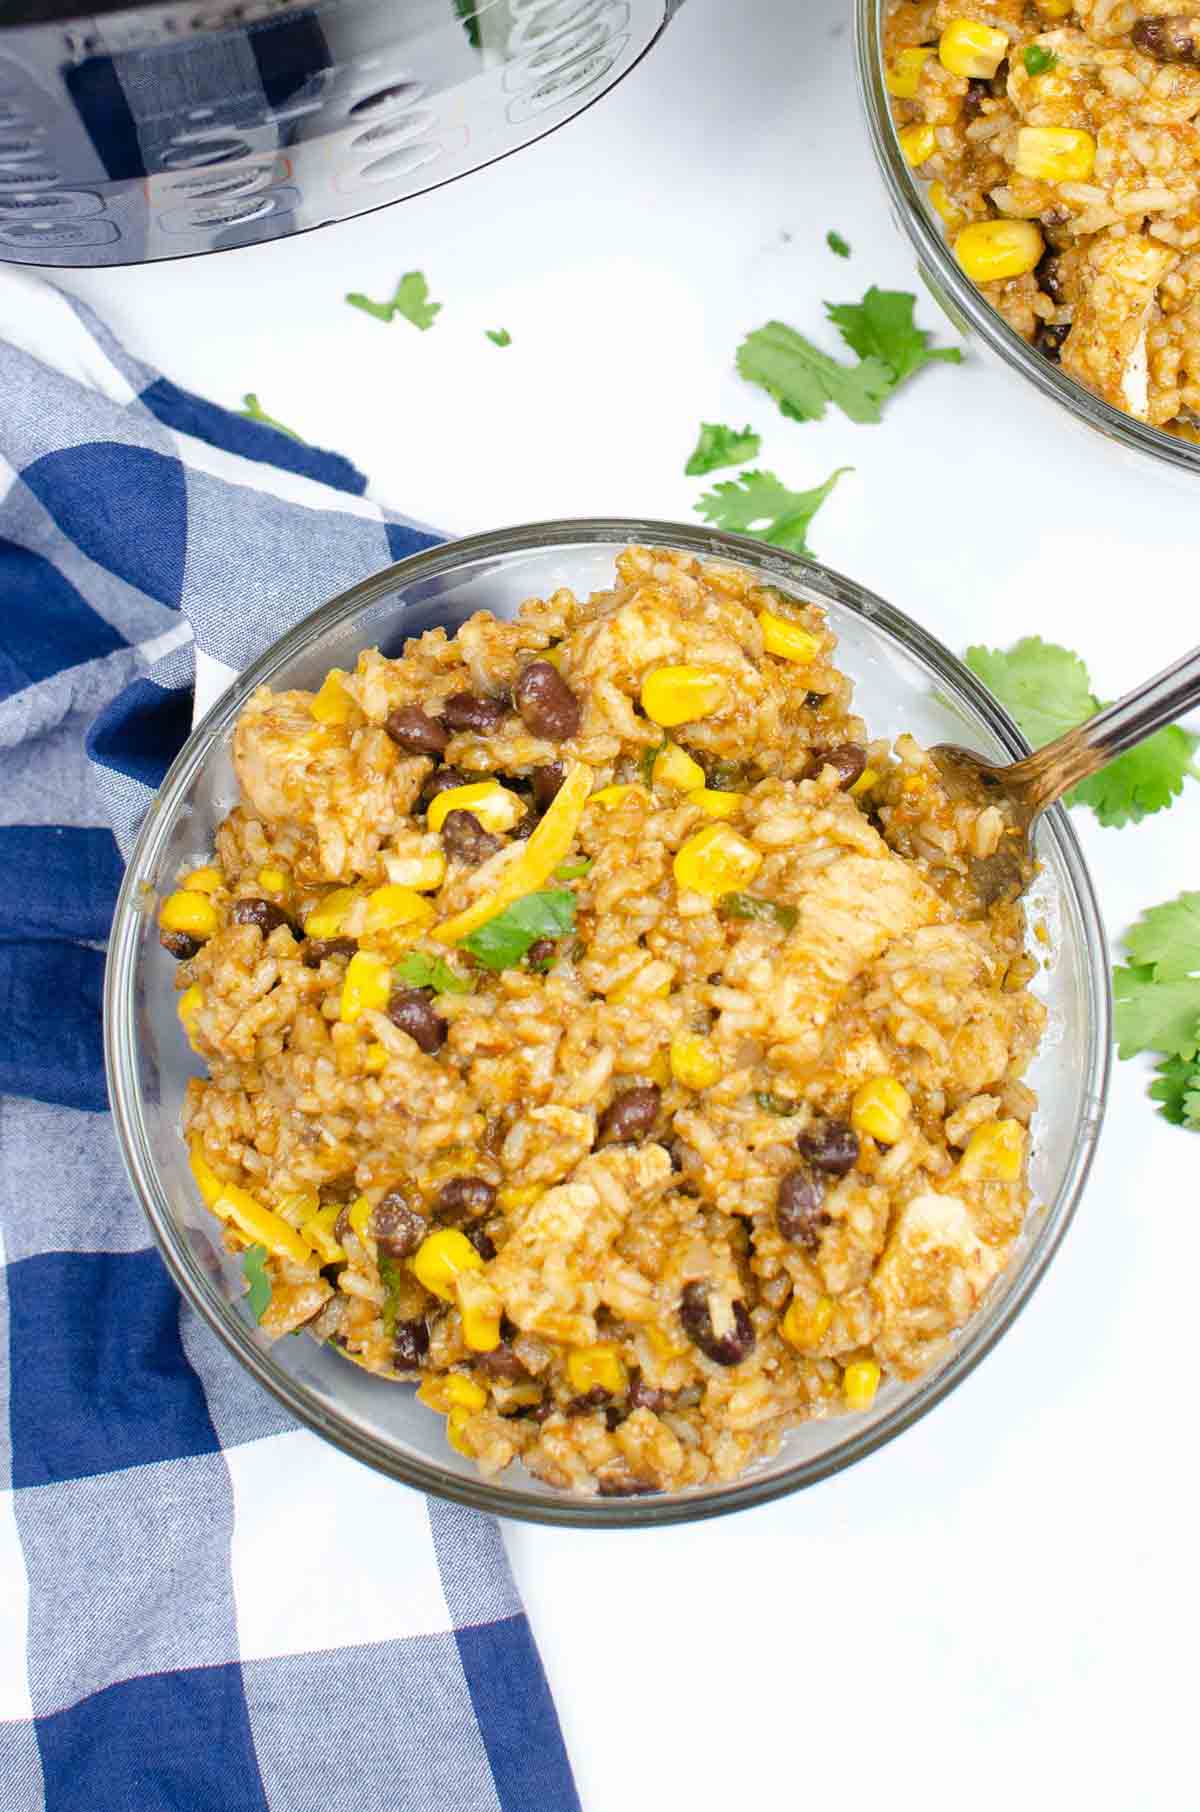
57,0,1200,1805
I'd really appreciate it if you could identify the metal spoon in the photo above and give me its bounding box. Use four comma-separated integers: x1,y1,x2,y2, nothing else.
933,642,1200,904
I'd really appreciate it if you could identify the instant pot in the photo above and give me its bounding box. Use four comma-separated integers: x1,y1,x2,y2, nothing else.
0,0,683,264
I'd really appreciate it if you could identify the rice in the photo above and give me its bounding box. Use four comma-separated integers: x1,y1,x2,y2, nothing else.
165,548,1046,1498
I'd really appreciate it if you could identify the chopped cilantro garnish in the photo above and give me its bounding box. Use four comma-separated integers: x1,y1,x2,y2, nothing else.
684,422,762,476
346,271,441,330
707,760,748,791
486,328,512,347
827,230,852,258
694,466,849,556
965,637,1200,827
554,858,592,881
461,889,576,971
717,891,798,931
641,740,666,785
1114,894,1200,1130
239,394,304,441
378,1252,405,1334
242,1244,271,1321
826,287,963,389
755,1091,799,1116
394,949,474,994
1022,44,1057,75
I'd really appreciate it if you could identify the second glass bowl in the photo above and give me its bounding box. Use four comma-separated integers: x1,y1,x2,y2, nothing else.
104,521,1112,1527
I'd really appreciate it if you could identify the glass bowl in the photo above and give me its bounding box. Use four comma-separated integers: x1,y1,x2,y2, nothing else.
104,521,1111,1528
855,0,1200,481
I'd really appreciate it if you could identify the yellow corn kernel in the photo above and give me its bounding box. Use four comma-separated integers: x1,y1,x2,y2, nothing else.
302,1202,347,1264
885,44,934,97
843,1359,882,1411
363,883,436,936
213,1184,314,1266
1037,0,1072,16
363,1044,388,1073
303,886,362,939
958,1117,1025,1182
434,761,594,946
691,788,741,820
849,766,879,797
647,1049,672,1089
386,850,446,892
258,866,288,893
673,823,762,898
310,669,354,725
899,121,937,167
781,1294,835,1350
759,609,823,664
446,1407,475,1456
851,1077,913,1145
566,1343,628,1397
182,865,222,894
339,949,392,1023
418,1373,489,1415
938,17,1008,78
461,1301,502,1353
652,742,706,792
177,984,204,1048
609,959,675,1004
412,1227,484,1300
670,1034,722,1090
929,180,967,233
1014,124,1095,183
160,890,219,939
498,1183,543,1212
640,665,728,728
348,1193,373,1243
427,779,524,835
954,218,1044,283
589,783,648,809
189,1139,224,1208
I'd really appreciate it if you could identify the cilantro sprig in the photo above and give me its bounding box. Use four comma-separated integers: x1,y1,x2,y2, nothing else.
347,271,441,330
695,467,849,556
965,637,1200,827
461,889,576,971
1022,44,1057,76
486,328,512,347
394,950,474,995
827,230,852,259
242,1245,272,1321
684,422,762,476
1114,895,1200,1129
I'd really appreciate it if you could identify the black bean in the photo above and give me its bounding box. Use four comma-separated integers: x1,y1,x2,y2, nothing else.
231,896,297,937
1035,250,1066,305
776,1166,830,1252
679,1282,755,1366
1035,320,1071,363
387,987,447,1053
514,661,582,741
597,1085,661,1146
566,1386,612,1415
1132,14,1200,62
371,1191,426,1258
629,1374,669,1413
963,76,989,119
531,762,566,810
302,936,357,967
812,743,867,790
597,1474,659,1497
510,811,537,842
440,809,503,866
434,1176,496,1222
160,928,200,961
423,766,475,803
523,1400,554,1424
525,937,557,972
334,1205,354,1245
478,1343,528,1380
804,690,825,710
384,704,448,755
464,1224,497,1261
393,1318,430,1369
798,1117,860,1176
442,691,508,734
989,56,1009,97
604,1405,628,1432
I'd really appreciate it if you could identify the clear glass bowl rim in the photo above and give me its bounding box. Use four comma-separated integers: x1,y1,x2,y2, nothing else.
854,0,1200,478
104,519,1113,1528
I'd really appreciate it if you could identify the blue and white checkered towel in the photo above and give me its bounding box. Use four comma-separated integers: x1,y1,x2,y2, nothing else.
0,271,579,1812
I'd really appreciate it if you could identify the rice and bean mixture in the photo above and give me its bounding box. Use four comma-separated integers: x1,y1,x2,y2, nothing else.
163,549,1046,1497
885,0,1200,432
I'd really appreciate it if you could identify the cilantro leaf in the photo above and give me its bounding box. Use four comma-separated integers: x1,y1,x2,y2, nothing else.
346,271,441,330
239,394,304,441
461,889,576,971
694,466,849,556
1071,724,1200,828
455,0,483,48
1149,1053,1200,1127
825,287,963,388
394,949,474,995
554,858,592,881
1023,44,1057,75
1113,967,1200,1062
827,230,852,258
378,1252,405,1335
486,328,512,347
1124,893,1200,981
242,1244,271,1322
717,891,797,930
684,421,762,476
964,638,1097,749
737,321,893,425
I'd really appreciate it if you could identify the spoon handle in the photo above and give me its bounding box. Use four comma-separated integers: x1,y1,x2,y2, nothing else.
1011,642,1200,814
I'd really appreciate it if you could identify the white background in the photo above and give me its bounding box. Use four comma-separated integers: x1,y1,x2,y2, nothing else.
59,0,1200,1806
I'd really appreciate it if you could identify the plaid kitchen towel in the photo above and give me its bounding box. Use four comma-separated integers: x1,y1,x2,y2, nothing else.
0,270,580,1812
